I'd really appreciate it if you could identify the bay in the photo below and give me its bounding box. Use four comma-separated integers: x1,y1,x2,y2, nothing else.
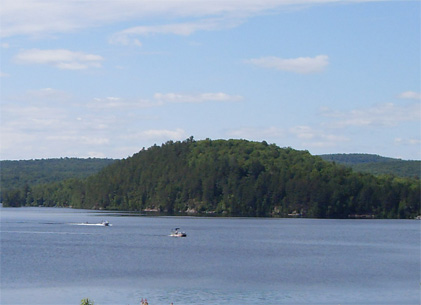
1,207,419,305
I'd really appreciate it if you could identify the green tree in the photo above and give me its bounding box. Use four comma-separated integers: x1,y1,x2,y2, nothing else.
2,138,419,219
80,298,94,305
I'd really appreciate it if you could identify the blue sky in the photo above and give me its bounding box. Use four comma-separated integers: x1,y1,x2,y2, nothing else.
1,0,420,160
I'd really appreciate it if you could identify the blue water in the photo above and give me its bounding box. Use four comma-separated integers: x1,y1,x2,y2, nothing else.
1,207,420,305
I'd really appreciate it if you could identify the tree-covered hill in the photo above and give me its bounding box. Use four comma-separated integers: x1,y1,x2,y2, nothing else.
319,154,420,178
319,153,397,164
0,158,116,192
1,139,419,219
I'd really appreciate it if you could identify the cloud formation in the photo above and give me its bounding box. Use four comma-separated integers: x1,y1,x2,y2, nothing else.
109,18,241,46
89,97,161,109
88,92,242,110
1,92,117,159
14,49,103,70
322,102,421,128
394,138,421,146
226,125,348,149
398,91,421,100
141,128,186,140
154,92,243,103
1,0,383,38
288,126,348,148
227,126,285,139
245,55,329,74
121,128,187,143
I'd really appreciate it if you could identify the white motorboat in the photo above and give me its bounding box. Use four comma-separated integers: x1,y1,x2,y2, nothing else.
170,228,186,237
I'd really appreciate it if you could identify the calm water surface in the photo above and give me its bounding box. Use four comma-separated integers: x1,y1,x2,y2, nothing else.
1,207,420,304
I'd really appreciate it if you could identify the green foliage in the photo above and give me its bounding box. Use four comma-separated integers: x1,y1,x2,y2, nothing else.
319,154,420,178
2,139,419,219
80,298,94,305
319,153,397,164
0,158,115,203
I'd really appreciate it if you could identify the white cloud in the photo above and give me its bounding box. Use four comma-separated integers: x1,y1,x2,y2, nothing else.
124,128,186,141
2,103,67,129
142,128,186,139
226,125,348,149
289,125,315,140
27,88,71,100
1,99,115,159
395,138,421,146
87,151,107,158
109,18,241,46
227,127,285,139
1,71,10,77
110,34,143,47
89,97,162,109
14,49,104,70
322,102,421,128
288,125,348,148
398,91,421,100
46,135,110,145
118,21,220,36
245,55,329,74
2,89,198,159
301,135,349,149
4,88,72,106
1,0,383,38
154,92,243,103
88,92,242,109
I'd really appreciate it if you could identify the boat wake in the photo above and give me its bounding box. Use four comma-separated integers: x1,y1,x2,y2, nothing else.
72,221,112,227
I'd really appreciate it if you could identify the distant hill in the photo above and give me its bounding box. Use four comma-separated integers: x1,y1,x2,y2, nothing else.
0,158,116,192
318,153,397,165
2,139,419,219
319,154,420,178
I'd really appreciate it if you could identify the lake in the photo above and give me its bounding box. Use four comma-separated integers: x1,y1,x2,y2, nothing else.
1,207,419,305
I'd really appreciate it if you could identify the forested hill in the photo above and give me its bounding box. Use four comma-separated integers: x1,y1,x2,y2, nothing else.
0,158,116,191
319,154,420,178
319,153,397,164
1,139,419,219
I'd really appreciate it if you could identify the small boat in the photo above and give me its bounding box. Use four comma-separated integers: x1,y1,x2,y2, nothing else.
101,221,110,226
170,228,186,237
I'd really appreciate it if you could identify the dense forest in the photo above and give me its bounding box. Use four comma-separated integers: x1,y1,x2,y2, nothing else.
319,153,398,164
319,153,420,178
1,139,420,219
0,158,115,192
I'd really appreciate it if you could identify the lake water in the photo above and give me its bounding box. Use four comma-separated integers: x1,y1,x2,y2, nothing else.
1,207,420,305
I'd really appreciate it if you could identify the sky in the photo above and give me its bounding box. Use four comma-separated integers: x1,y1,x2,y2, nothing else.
1,0,420,161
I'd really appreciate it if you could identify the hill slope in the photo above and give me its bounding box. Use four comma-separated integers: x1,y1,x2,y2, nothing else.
2,139,419,219
319,154,420,178
0,158,116,191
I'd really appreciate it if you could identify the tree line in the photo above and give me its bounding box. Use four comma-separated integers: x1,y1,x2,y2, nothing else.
319,153,420,178
2,139,419,219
